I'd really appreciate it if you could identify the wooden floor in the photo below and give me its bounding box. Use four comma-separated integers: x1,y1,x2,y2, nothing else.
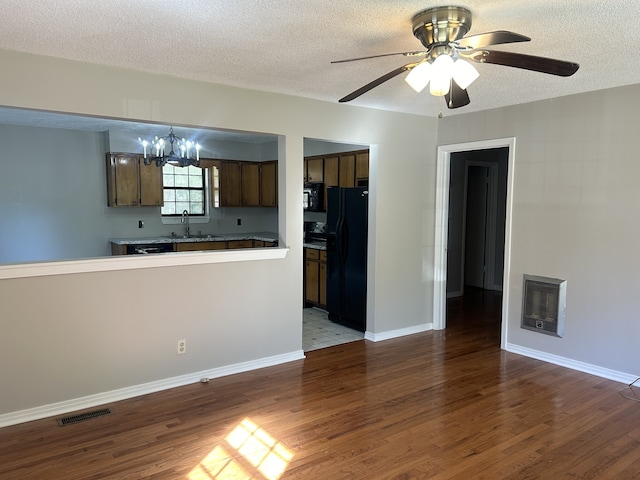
2,289,640,479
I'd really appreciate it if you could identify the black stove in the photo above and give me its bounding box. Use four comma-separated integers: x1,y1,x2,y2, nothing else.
304,221,327,243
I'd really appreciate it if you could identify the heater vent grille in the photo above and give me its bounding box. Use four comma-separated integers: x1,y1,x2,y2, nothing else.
521,274,566,337
57,408,112,426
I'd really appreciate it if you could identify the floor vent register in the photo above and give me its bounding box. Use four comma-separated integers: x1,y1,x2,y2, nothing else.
57,408,112,426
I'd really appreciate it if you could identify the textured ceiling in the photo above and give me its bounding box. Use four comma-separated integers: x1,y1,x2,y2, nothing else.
1,0,639,120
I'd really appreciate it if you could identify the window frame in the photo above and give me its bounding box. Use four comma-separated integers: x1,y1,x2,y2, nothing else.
161,165,207,217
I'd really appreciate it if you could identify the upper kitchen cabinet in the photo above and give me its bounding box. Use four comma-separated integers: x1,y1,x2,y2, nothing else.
139,161,164,206
339,153,356,188
241,162,261,207
260,161,278,207
305,157,324,183
219,161,243,207
216,159,278,208
303,149,369,211
106,153,163,207
356,151,369,184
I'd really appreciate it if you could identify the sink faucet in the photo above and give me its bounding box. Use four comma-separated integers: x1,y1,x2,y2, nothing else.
181,210,190,237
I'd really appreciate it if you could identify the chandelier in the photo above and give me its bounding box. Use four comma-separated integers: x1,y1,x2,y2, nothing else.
139,127,201,167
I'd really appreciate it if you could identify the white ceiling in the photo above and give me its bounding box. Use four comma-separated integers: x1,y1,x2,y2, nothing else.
1,1,639,122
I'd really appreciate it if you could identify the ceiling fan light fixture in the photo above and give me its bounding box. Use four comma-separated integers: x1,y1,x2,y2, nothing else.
429,74,450,96
452,58,479,90
429,54,454,96
405,61,433,92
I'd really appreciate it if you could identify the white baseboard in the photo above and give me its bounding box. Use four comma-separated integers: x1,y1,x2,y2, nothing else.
505,343,637,384
0,350,305,428
365,323,433,342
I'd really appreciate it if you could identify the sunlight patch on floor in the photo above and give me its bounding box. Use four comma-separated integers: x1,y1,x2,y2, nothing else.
187,417,294,480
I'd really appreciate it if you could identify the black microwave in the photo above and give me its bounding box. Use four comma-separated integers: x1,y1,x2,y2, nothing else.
303,182,324,212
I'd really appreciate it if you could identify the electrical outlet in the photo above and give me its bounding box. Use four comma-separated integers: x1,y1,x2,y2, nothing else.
237,218,241,226
138,220,144,228
177,339,186,355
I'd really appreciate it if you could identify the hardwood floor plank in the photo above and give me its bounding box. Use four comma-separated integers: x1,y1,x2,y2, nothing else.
1,289,639,479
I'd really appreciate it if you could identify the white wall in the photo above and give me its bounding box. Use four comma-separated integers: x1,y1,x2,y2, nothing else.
438,85,640,377
0,49,437,423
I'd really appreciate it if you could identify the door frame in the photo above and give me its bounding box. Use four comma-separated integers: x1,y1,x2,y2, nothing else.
432,138,515,350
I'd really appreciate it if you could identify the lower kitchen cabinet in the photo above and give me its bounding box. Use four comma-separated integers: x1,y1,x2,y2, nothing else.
175,241,226,252
254,240,277,248
112,238,277,255
227,239,254,249
319,253,327,306
304,248,327,309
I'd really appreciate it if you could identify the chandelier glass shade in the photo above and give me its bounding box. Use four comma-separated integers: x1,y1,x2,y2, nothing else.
139,127,201,167
405,54,479,96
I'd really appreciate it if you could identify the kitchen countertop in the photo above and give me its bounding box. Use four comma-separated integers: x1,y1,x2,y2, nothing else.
303,241,327,251
109,231,278,245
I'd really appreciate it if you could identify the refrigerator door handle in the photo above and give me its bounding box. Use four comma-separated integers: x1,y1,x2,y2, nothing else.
336,217,345,264
340,220,349,264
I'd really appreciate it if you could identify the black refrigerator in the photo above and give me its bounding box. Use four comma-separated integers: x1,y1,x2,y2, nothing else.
326,187,368,332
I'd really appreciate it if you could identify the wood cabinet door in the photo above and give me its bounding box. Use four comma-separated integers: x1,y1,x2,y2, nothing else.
139,159,163,206
305,258,320,304
356,151,369,181
242,162,261,206
306,158,324,183
323,156,339,211
227,240,254,249
220,161,242,207
260,161,277,207
339,154,356,187
319,262,327,307
108,154,139,206
175,241,226,252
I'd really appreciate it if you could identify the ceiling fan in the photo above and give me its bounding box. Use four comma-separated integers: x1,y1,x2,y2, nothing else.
333,6,580,109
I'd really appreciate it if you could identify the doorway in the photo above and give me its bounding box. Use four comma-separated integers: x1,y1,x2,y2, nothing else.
302,139,370,351
448,151,508,296
432,138,515,349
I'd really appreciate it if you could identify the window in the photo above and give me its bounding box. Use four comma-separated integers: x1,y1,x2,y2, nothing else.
161,165,205,216
211,163,220,208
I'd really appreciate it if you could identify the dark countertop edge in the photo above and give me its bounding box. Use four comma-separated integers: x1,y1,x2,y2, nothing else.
110,232,278,245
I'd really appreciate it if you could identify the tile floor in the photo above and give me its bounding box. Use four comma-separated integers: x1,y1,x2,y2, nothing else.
303,307,364,352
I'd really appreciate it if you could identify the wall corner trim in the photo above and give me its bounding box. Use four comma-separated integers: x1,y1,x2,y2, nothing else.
365,323,433,342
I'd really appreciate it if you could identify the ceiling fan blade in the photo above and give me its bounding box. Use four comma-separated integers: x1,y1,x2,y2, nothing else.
444,79,470,109
456,30,530,49
468,49,579,76
338,62,419,103
331,51,426,64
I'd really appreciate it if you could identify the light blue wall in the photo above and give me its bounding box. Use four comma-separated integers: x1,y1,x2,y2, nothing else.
0,124,278,263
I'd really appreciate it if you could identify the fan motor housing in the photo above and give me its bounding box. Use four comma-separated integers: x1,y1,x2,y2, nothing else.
412,6,472,47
